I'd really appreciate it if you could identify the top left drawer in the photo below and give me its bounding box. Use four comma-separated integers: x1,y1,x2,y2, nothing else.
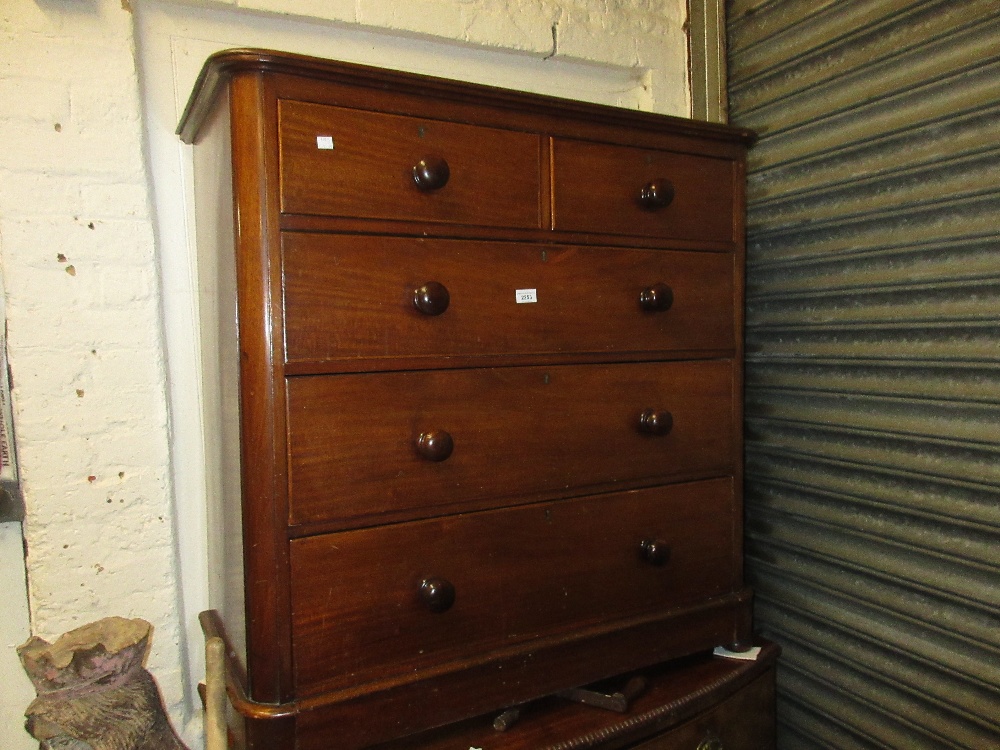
278,100,543,228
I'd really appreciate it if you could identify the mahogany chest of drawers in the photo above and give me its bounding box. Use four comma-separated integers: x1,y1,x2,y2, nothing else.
180,48,755,749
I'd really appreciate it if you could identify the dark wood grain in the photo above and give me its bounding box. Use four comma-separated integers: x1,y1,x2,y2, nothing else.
178,49,756,148
372,641,779,750
552,138,735,242
290,480,736,694
281,234,735,367
291,594,752,749
629,670,775,749
279,100,542,228
277,214,739,252
227,72,296,711
285,361,734,527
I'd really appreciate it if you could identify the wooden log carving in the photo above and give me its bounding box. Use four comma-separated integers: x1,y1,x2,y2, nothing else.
18,617,190,750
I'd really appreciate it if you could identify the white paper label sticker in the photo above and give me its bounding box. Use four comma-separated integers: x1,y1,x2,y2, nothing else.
515,288,538,304
713,645,762,661
316,135,335,150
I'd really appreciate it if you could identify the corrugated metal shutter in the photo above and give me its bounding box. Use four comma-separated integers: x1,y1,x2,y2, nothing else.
725,1,1000,746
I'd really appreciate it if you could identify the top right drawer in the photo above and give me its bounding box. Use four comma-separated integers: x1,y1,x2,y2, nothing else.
551,138,735,243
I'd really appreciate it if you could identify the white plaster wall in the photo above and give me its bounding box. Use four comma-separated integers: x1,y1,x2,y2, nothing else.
1,1,690,747
0,522,34,750
0,1,186,747
192,0,692,113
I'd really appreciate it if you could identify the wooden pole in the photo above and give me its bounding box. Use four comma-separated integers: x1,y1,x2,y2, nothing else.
205,636,228,750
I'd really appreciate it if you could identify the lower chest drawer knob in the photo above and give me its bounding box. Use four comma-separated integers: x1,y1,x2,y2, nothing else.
637,178,674,210
413,281,450,316
638,408,673,436
419,577,456,613
412,156,451,191
416,430,454,461
639,283,674,312
638,539,671,566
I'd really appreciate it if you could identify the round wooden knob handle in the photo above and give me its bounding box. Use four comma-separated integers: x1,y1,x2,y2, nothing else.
413,156,450,191
413,282,450,316
416,430,454,462
639,283,673,312
638,409,673,436
420,577,456,613
638,178,674,210
639,539,671,566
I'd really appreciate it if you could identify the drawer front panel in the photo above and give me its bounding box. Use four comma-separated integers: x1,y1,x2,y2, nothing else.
290,479,736,694
287,361,735,527
631,670,775,749
552,138,735,242
279,100,542,228
291,512,500,695
282,233,735,366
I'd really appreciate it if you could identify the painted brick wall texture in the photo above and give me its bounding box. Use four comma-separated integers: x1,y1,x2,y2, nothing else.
230,0,689,105
0,0,687,746
0,0,185,733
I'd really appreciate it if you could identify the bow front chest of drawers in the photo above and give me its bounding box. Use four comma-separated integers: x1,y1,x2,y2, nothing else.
179,49,756,749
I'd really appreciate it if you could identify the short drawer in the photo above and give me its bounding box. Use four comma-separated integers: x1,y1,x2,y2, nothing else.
286,360,735,527
552,138,735,242
278,101,542,228
282,233,735,367
290,479,736,694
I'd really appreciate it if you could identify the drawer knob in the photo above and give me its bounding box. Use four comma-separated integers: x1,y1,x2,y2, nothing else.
638,409,673,436
416,430,454,462
697,734,724,750
638,178,674,210
413,282,450,316
639,283,674,312
639,539,671,566
420,577,456,613
412,156,451,191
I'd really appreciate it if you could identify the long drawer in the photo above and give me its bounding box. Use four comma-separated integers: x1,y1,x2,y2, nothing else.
281,234,736,367
286,361,736,527
290,479,736,695
551,138,735,243
278,100,542,228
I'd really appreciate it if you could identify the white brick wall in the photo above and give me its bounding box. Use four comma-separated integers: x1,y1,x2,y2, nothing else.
1,0,689,746
0,0,184,743
209,0,689,114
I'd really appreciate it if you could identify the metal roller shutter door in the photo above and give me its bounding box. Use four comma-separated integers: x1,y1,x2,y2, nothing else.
726,1,1000,746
